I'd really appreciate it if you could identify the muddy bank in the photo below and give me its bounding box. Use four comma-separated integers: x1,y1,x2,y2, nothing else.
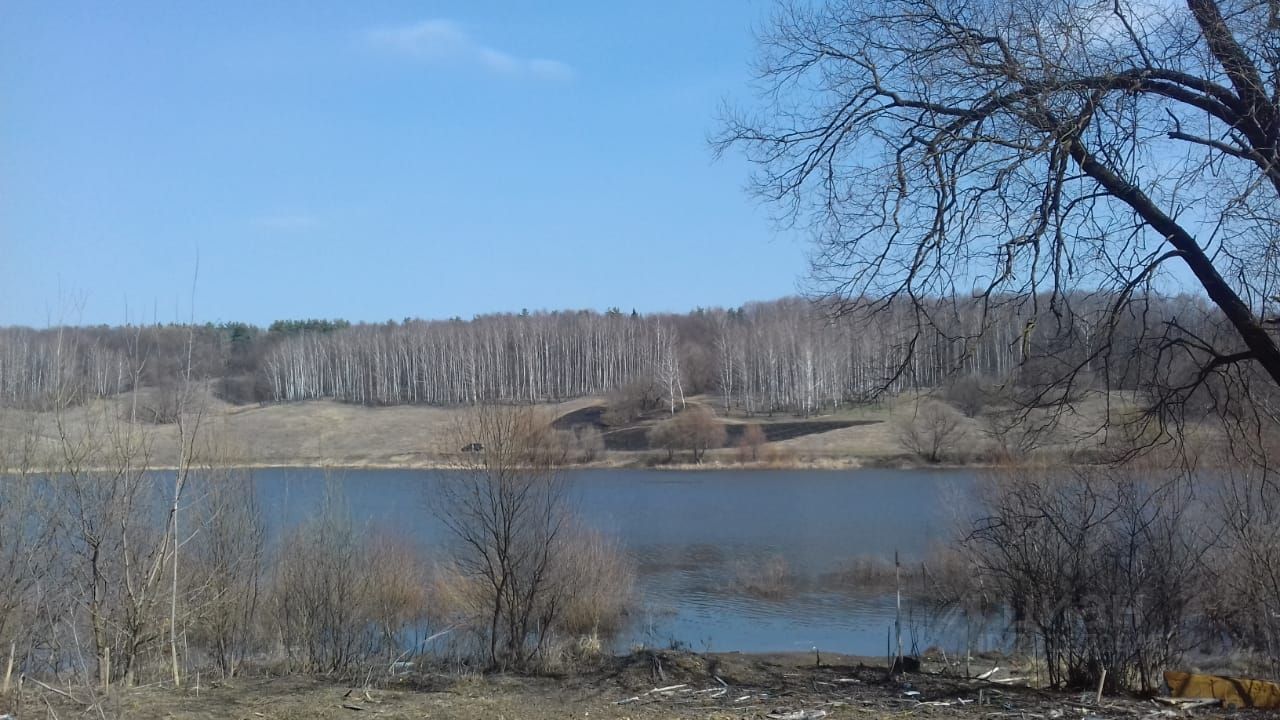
21,650,1229,720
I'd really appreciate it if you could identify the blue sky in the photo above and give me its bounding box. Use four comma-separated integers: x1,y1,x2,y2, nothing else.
0,1,806,327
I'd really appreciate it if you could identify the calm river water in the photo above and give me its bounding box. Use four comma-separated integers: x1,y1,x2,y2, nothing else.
253,467,983,656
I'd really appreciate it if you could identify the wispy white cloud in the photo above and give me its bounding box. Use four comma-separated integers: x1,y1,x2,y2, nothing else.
253,214,319,231
365,19,573,81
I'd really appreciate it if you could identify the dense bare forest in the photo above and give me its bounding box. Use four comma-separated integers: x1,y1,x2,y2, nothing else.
0,294,1234,418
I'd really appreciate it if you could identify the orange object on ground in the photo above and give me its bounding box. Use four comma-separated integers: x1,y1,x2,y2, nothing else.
1165,670,1280,709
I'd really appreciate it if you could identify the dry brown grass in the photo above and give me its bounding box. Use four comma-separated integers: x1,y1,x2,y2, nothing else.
266,487,436,675
768,422,898,463
728,554,798,600
5,387,1219,471
5,395,603,470
427,520,634,670
27,647,1240,720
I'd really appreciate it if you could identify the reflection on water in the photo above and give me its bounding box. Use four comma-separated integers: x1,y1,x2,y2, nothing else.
252,467,990,656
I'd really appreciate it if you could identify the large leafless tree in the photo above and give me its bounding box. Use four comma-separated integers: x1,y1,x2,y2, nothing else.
717,0,1280,450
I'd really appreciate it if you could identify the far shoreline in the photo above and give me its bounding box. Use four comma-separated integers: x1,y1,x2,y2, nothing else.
4,454,993,476
3,394,1189,476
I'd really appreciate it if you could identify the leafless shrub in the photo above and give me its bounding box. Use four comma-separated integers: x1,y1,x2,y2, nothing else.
435,404,635,671
44,413,174,689
184,470,265,679
602,379,663,426
1203,463,1280,677
941,377,992,418
0,425,56,687
647,407,728,464
364,532,433,661
270,485,376,675
5,328,209,690
961,465,1208,692
428,521,633,671
896,400,966,463
435,404,573,671
647,420,679,462
137,381,184,425
736,423,767,462
570,425,604,463
550,426,605,465
678,407,727,463
981,410,1044,462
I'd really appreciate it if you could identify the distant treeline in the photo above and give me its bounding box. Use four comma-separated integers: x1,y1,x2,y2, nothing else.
0,294,1229,415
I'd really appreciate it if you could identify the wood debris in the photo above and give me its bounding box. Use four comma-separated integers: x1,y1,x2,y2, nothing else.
1152,697,1220,710
604,657,1250,720
767,710,828,720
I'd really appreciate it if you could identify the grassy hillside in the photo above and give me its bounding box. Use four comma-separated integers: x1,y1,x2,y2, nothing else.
0,388,1207,470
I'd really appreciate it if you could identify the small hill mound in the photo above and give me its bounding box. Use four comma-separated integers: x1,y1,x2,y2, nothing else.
552,403,881,452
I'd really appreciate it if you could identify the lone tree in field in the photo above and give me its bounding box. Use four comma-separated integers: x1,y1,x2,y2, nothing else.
647,406,729,463
718,0,1280,453
678,406,729,463
896,399,967,463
